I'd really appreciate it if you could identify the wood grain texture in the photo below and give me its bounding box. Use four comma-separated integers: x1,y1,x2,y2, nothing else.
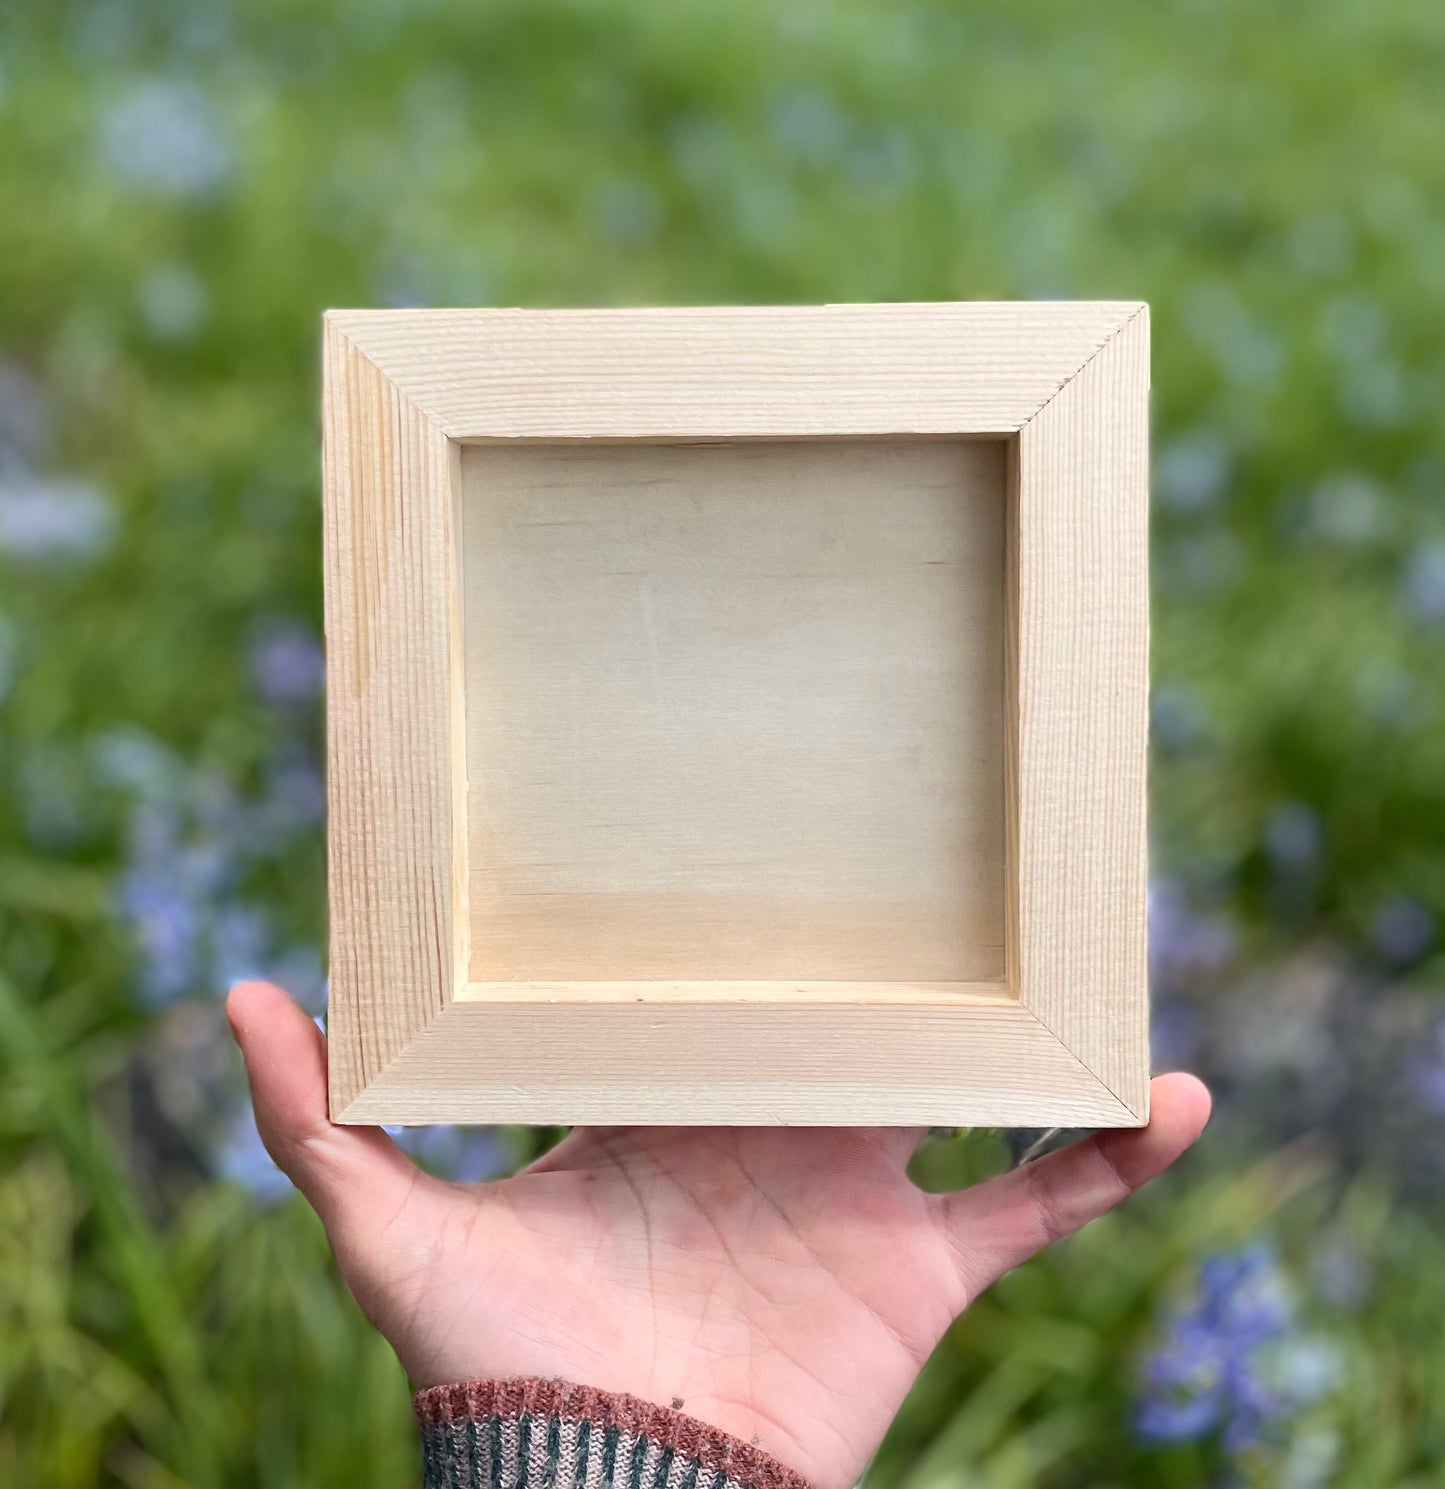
321,301,1150,1127
323,323,466,1115
457,981,1011,1005
461,439,1005,982
326,303,1141,440
339,999,1135,1128
1013,307,1150,1118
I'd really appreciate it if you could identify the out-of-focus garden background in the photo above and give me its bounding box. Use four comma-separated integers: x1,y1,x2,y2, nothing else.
2,0,1444,1483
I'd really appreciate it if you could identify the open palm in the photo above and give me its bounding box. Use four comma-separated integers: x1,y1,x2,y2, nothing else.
228,981,1209,1487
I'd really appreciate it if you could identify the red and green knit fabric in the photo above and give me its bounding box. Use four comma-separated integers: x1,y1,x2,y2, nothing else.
415,1379,811,1489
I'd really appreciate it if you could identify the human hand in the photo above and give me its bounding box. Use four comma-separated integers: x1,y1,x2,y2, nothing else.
227,980,1209,1487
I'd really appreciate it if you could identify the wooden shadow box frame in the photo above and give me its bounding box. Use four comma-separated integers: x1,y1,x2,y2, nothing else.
322,302,1149,1129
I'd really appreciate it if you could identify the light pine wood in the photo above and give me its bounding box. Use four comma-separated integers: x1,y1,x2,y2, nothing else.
322,301,1150,1127
322,321,467,1114
456,981,1012,1005
340,999,1135,1129
1012,307,1151,1118
326,303,1142,440
462,439,1005,983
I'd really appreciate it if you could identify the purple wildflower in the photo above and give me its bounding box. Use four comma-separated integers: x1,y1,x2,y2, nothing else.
265,943,327,1014
1404,1016,1445,1115
116,864,202,1004
263,750,325,824
1149,879,1234,990
1150,1002,1201,1070
107,729,320,1006
1136,1245,1297,1454
1373,895,1434,965
1135,1390,1222,1445
210,904,273,988
248,620,325,708
215,1104,293,1204
240,748,324,859
388,1125,509,1183
0,359,50,469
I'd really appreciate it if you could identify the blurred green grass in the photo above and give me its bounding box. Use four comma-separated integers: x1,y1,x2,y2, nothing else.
3,0,1445,1483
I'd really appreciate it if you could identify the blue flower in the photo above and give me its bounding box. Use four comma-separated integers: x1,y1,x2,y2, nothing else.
265,943,327,1014
98,77,234,200
1149,879,1234,991
0,358,50,470
1156,430,1231,514
136,262,210,342
262,750,325,824
1310,1237,1372,1310
1401,543,1445,627
94,728,183,797
106,726,321,1006
248,620,325,708
116,863,202,1005
1151,684,1211,752
1372,895,1434,965
591,178,663,246
0,476,115,563
210,904,273,988
1305,473,1388,547
215,1103,293,1205
1136,1391,1222,1444
769,88,848,165
1403,1015,1445,1116
1150,1002,1202,1069
0,613,18,705
1136,1244,1332,1457
1263,801,1323,871
387,1125,509,1183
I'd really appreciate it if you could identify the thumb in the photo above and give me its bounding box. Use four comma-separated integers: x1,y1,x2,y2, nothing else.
940,1072,1212,1300
225,980,416,1229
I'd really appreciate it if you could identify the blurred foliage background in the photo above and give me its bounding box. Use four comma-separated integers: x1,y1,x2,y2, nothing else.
2,0,1444,1483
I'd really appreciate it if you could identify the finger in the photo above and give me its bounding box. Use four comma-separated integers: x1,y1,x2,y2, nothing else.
225,980,417,1228
938,1072,1211,1300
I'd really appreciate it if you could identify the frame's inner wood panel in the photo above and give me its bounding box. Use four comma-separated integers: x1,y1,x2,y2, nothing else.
461,439,1006,982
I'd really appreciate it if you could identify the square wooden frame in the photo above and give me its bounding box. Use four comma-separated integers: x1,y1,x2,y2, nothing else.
323,302,1150,1129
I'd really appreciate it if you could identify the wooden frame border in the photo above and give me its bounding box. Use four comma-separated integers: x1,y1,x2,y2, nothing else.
323,303,1149,1128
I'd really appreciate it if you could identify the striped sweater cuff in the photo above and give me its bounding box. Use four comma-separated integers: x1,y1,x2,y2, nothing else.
415,1378,812,1489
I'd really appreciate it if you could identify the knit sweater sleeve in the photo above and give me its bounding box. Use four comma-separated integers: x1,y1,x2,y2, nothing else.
414,1378,813,1489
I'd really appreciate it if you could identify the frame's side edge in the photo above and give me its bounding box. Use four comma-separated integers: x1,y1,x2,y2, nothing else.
339,1000,1140,1128
1013,309,1151,1118
323,319,461,1118
324,302,1146,439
